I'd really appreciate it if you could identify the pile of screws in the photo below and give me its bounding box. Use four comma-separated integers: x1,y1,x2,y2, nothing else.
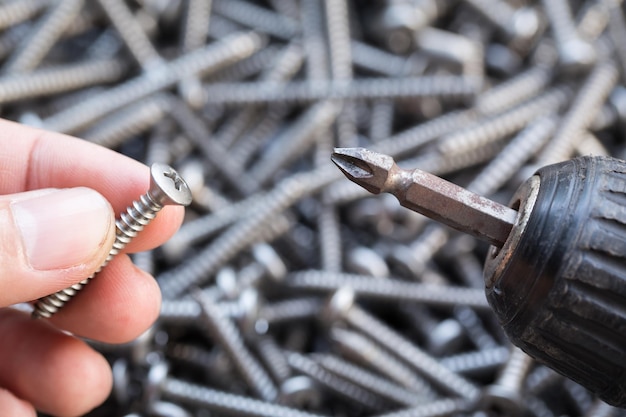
4,0,626,416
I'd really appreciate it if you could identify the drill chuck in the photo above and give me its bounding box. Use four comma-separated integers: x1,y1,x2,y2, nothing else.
484,156,626,407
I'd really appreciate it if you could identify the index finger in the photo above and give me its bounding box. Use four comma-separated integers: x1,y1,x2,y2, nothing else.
0,118,185,253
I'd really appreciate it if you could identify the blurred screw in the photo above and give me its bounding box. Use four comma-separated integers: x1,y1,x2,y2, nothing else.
4,0,84,73
326,288,481,401
42,31,266,134
162,378,327,417
482,347,534,416
193,289,278,401
541,0,597,72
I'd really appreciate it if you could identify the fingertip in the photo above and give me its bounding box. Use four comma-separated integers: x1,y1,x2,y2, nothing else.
0,388,36,417
0,309,113,417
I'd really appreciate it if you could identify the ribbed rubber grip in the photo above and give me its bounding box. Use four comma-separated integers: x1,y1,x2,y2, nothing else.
484,156,626,407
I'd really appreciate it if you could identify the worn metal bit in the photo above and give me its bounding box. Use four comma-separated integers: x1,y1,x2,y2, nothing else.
330,147,517,247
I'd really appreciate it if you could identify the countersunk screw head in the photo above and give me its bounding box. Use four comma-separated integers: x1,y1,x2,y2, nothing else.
322,287,355,324
149,163,193,206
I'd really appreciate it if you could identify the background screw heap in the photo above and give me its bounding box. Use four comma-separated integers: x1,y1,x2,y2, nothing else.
4,0,626,416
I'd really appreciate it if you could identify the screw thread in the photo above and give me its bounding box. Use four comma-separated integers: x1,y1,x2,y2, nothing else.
97,0,162,69
286,351,387,411
475,65,553,116
42,31,265,134
163,378,325,417
84,95,169,149
538,61,619,165
32,191,163,319
347,306,481,400
453,307,500,350
194,290,278,402
313,353,423,406
440,347,510,375
4,0,84,73
439,86,571,155
212,0,299,40
0,58,127,105
330,327,437,397
204,76,480,106
288,270,490,310
373,398,465,417
0,0,47,32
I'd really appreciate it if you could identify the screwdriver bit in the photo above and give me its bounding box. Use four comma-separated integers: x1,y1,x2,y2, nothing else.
330,147,518,247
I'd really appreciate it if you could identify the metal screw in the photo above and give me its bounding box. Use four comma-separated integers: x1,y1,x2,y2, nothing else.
536,61,619,166
203,76,480,106
41,31,266,134
326,287,482,401
0,0,48,32
192,289,278,402
288,270,491,310
440,346,510,376
162,377,327,417
32,163,193,319
541,0,597,72
285,350,387,412
312,352,425,407
482,347,534,416
462,0,540,46
97,0,164,70
438,86,571,156
329,326,437,400
0,57,127,106
3,0,84,73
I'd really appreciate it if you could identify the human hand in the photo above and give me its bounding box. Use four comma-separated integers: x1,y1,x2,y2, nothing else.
0,119,185,416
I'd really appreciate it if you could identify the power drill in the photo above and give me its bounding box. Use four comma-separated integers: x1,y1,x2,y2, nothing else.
331,147,626,407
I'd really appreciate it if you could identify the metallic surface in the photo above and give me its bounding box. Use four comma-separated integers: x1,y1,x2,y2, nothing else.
32,163,192,318
331,147,517,247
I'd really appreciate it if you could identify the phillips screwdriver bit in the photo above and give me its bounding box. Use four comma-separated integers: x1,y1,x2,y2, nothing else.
330,147,518,247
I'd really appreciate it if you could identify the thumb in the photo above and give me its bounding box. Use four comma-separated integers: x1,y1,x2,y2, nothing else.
0,187,116,307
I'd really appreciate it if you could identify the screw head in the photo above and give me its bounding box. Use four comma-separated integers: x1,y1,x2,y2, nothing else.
149,163,193,206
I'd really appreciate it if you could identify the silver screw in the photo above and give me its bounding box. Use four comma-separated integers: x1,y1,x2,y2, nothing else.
541,0,597,72
0,57,127,106
288,270,491,310
203,76,480,106
32,163,193,319
82,94,170,149
329,326,437,399
41,31,265,134
312,353,425,407
3,0,84,73
462,0,540,46
162,377,327,417
212,0,299,40
440,346,510,376
0,0,48,32
536,61,619,166
438,86,571,156
97,0,164,70
192,289,278,402
326,288,482,401
482,347,534,416
285,350,387,412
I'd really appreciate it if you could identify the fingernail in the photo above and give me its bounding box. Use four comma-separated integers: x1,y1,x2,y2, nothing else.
11,187,114,271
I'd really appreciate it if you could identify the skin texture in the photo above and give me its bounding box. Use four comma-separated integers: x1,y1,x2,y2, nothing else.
0,119,185,416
